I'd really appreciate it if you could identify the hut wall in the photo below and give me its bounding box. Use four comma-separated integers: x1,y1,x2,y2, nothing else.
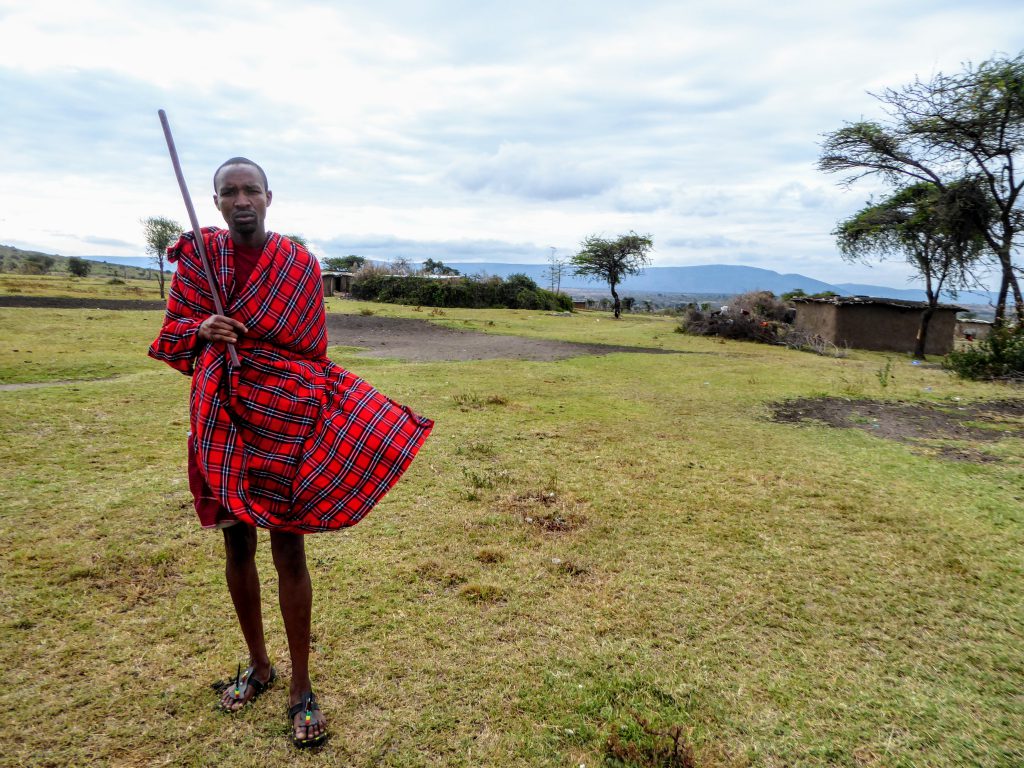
795,304,958,354
793,303,839,340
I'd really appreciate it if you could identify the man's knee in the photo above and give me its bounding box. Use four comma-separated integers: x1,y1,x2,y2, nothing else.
223,523,258,568
270,531,308,581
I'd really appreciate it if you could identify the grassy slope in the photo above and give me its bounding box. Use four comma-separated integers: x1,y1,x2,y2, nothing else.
0,298,1021,767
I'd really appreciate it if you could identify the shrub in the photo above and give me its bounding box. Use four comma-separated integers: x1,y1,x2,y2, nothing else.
67,257,91,277
21,254,54,275
945,324,1024,380
351,273,571,311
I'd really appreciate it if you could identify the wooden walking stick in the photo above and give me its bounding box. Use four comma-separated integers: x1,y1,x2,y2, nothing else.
157,109,240,367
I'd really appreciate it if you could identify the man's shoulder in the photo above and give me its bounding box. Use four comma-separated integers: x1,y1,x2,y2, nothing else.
268,233,315,264
168,227,228,265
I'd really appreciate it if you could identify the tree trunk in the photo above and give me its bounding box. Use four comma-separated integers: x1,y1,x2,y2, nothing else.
610,282,621,319
914,304,936,360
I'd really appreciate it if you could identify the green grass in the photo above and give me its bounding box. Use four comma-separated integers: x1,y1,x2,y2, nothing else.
0,272,167,299
1,298,1022,766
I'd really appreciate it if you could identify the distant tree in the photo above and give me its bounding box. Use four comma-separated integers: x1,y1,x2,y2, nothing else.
819,52,1024,322
781,288,808,301
322,255,366,272
67,257,91,277
285,233,308,247
543,247,568,293
571,232,654,318
422,258,460,276
22,254,55,275
835,180,992,358
390,257,412,275
141,216,183,299
621,296,636,313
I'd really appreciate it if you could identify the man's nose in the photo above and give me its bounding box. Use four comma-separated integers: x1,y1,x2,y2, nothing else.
235,192,252,208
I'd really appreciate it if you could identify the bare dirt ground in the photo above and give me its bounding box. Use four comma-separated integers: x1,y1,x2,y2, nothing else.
1,295,680,363
324,313,680,362
0,296,167,311
772,396,1024,462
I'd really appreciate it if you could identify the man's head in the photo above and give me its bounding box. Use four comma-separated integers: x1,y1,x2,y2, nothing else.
213,158,272,245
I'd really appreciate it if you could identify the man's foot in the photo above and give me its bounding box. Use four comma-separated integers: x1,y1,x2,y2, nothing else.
288,691,328,748
219,663,276,712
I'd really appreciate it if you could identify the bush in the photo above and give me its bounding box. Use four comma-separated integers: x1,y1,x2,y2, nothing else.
351,273,571,311
21,254,54,275
67,257,91,277
945,324,1024,380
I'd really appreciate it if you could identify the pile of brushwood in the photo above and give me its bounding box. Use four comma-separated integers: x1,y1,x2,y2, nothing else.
945,324,1024,380
678,290,846,356
678,291,792,343
351,272,571,311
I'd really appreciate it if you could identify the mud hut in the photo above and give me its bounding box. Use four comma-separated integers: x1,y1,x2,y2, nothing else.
321,271,354,297
792,296,964,355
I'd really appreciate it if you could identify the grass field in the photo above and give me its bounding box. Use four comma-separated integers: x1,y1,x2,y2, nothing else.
1,293,1022,766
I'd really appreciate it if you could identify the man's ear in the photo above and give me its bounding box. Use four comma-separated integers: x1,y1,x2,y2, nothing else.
213,194,220,208
266,190,273,207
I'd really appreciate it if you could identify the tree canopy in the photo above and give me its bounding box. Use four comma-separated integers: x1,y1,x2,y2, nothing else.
322,255,366,272
819,52,1024,321
570,232,654,318
422,258,460,276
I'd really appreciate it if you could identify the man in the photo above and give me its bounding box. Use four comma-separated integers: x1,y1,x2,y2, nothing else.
149,158,432,748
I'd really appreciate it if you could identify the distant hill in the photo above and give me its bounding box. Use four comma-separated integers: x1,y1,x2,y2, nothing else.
447,262,994,303
6,247,997,305
0,246,163,280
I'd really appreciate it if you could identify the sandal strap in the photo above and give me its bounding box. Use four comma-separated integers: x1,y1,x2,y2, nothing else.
245,666,276,695
288,691,320,719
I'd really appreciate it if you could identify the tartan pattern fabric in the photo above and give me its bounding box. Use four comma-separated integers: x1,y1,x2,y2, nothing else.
149,228,433,533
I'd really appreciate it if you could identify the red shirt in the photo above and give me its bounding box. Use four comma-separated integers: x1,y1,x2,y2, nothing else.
233,241,263,290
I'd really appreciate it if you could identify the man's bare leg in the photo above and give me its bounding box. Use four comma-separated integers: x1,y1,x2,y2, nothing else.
221,523,273,710
270,530,327,742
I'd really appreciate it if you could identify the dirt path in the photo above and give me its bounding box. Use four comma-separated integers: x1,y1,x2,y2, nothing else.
1,295,681,363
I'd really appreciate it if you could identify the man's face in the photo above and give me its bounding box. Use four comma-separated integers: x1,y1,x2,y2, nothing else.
214,164,272,240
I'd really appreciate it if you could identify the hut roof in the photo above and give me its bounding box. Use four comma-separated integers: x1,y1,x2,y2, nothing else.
792,295,965,312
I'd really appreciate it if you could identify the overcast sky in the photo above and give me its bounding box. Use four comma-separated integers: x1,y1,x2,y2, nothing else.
1,0,1022,287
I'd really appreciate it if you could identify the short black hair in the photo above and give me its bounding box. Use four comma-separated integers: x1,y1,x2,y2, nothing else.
214,157,268,191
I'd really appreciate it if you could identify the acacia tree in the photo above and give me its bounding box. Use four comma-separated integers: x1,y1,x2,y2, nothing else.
141,216,183,299
422,258,460,276
835,180,992,358
819,52,1024,322
323,255,366,272
571,232,654,318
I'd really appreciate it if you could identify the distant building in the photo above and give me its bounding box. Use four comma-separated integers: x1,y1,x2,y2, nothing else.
322,271,353,296
792,296,964,355
956,317,993,342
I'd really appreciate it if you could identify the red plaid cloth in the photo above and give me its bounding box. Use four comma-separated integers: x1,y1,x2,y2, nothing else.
149,228,433,534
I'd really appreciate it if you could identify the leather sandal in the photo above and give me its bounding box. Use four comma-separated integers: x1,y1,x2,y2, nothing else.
219,663,276,712
288,690,328,748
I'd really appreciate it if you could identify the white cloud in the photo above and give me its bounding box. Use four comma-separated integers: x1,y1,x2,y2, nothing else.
0,0,1022,290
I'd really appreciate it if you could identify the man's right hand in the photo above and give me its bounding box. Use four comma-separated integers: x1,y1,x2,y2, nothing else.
199,315,248,344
